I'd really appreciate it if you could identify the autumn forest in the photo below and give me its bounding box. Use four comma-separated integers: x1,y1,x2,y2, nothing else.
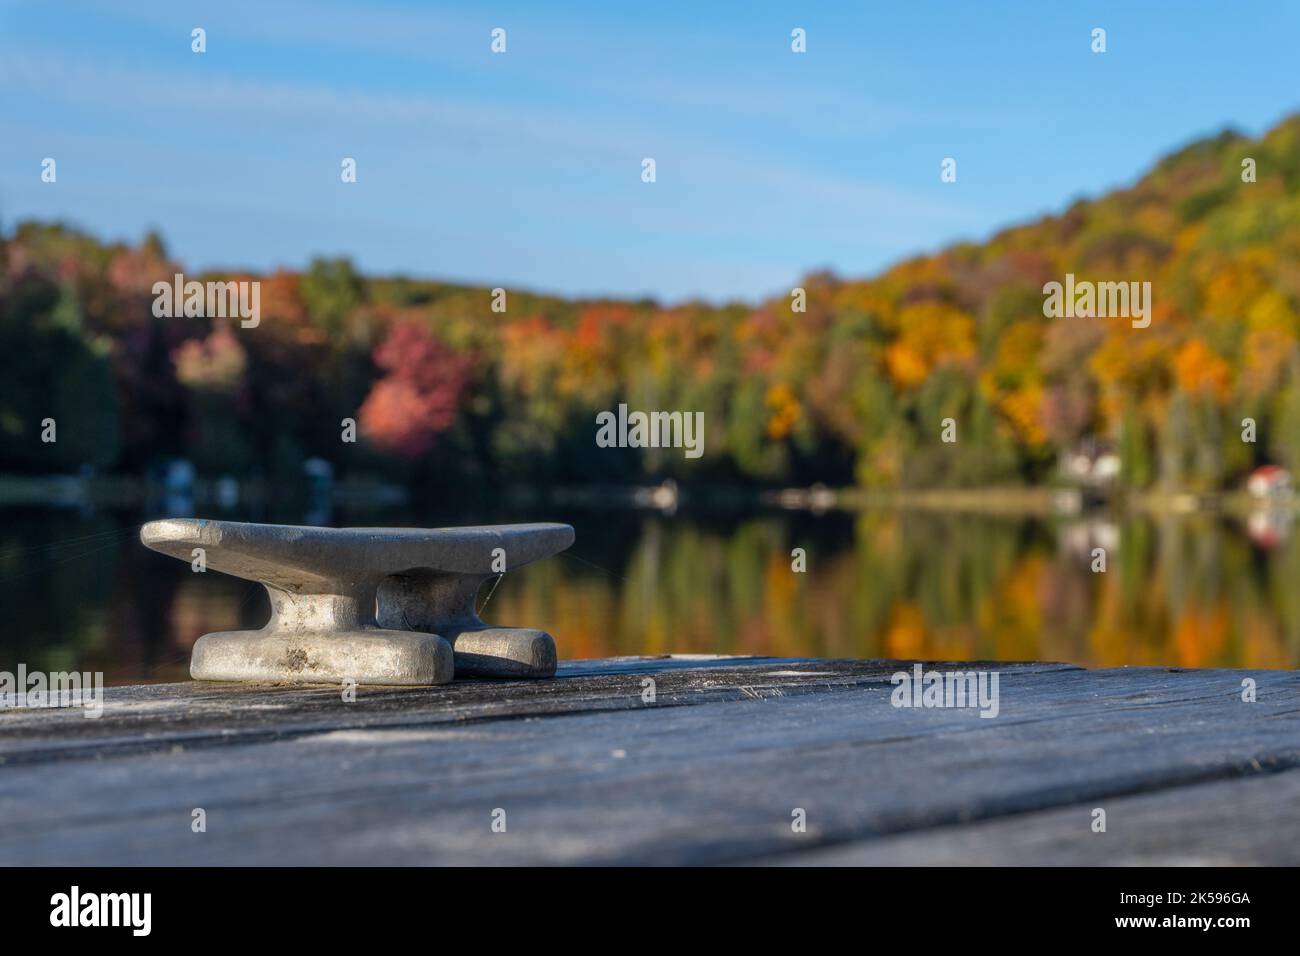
5,115,1300,496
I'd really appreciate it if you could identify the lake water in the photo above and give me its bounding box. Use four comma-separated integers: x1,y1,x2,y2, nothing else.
2,502,1297,684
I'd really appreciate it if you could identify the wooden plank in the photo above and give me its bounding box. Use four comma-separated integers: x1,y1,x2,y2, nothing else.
0,656,1069,764
0,658,1295,865
764,768,1300,866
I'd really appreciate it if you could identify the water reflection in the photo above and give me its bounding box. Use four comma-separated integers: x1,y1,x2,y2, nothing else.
1,504,1296,685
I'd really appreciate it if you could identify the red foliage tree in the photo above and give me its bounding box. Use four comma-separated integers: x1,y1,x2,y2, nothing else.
358,319,471,458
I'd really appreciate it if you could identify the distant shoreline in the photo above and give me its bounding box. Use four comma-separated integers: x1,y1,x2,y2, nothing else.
1,472,1288,517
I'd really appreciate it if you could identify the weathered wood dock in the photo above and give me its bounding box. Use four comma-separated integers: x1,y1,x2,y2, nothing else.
2,656,1297,865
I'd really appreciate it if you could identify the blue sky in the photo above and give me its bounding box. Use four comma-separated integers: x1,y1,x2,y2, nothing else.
2,1,1298,303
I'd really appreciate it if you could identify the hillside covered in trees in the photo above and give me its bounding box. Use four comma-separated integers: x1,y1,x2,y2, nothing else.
4,114,1300,494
